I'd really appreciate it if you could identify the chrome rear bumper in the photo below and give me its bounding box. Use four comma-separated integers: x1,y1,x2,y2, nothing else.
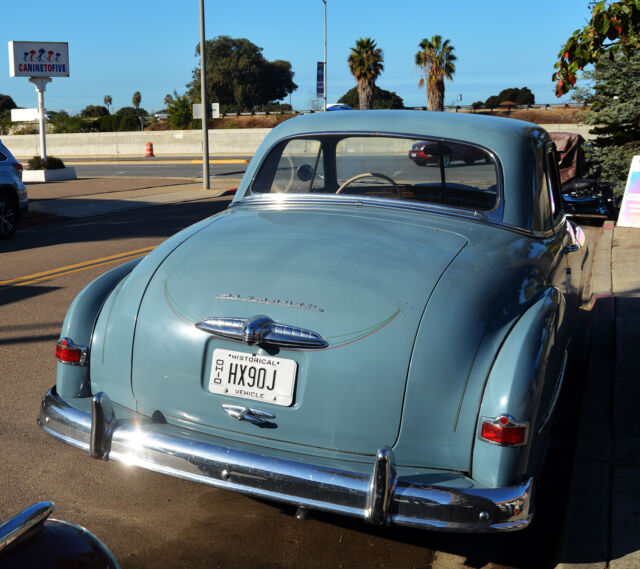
39,387,533,532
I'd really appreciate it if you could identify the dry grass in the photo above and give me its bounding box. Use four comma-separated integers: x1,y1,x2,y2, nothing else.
465,106,589,124
146,106,589,132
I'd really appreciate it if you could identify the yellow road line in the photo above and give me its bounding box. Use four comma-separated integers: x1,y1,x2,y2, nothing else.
189,159,250,164
0,246,155,289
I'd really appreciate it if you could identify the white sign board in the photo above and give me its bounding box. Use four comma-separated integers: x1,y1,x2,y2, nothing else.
192,103,220,119
8,41,69,77
11,108,40,121
617,155,640,228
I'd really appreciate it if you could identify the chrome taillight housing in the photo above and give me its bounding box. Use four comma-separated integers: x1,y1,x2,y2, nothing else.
55,338,88,366
479,415,528,447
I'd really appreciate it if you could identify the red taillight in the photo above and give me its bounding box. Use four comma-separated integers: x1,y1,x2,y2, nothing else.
56,338,87,366
13,162,23,180
480,415,528,446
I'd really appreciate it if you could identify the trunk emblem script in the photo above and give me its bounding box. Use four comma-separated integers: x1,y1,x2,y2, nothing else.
195,315,328,349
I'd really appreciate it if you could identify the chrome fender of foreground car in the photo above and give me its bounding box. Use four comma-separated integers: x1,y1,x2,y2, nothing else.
39,111,587,532
0,502,120,568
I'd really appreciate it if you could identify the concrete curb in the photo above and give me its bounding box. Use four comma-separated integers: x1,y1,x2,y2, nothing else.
555,221,614,569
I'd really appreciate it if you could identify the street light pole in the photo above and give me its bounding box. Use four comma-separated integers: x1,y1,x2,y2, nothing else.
323,0,327,111
199,0,210,189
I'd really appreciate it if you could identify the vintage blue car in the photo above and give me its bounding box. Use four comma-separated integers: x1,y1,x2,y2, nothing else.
39,111,587,532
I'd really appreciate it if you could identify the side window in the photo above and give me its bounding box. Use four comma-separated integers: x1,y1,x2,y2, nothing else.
270,139,324,194
545,147,564,225
0,151,7,162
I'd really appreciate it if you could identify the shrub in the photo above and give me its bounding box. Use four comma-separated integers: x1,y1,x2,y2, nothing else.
28,156,65,170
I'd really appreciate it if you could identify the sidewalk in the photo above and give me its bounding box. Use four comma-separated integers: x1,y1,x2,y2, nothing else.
557,223,640,569
22,176,239,224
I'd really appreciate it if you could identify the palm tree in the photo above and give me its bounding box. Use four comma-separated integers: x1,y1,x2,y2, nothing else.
103,94,112,113
132,91,142,110
415,36,457,112
347,37,384,110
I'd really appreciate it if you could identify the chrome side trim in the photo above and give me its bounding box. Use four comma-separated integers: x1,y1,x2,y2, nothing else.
39,387,534,533
0,501,54,552
195,316,328,349
537,349,568,434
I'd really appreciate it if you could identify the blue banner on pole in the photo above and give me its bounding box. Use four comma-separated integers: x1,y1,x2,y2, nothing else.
316,62,325,98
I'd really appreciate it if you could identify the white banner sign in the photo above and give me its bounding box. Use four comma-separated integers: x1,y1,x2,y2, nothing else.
617,155,640,228
192,103,220,119
11,108,41,121
8,41,70,77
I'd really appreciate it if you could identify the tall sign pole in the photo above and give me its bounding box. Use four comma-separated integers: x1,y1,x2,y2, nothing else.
323,0,327,111
9,41,69,160
199,0,210,189
29,77,51,160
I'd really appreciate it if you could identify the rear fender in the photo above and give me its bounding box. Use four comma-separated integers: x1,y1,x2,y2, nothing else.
472,287,564,487
57,259,141,398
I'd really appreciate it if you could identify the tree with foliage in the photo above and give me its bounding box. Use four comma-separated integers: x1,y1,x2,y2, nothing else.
579,52,640,196
338,85,403,109
553,0,640,96
0,94,17,114
103,95,112,113
415,35,457,112
347,37,384,110
165,90,192,130
132,91,142,110
187,36,297,113
116,106,148,118
483,87,535,109
0,94,17,135
80,105,109,118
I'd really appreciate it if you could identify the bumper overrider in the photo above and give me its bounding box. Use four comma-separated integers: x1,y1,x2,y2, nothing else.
39,387,533,532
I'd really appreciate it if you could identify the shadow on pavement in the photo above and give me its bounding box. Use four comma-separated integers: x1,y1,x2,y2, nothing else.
5,197,232,254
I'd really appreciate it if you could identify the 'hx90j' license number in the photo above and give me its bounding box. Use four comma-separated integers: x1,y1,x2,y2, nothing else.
208,349,298,407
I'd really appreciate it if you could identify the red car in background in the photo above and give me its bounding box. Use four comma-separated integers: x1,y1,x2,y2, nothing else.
408,140,488,167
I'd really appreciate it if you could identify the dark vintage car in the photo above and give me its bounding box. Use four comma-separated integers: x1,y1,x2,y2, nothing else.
0,502,120,568
39,111,586,533
550,131,618,220
408,139,488,167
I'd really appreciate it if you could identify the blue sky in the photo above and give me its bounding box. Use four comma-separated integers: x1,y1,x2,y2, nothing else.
1,0,591,114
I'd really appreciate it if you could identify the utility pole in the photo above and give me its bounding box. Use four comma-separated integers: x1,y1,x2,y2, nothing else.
323,0,327,111
199,0,210,189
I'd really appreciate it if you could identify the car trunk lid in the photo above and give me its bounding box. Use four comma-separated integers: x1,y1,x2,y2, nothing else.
131,205,467,455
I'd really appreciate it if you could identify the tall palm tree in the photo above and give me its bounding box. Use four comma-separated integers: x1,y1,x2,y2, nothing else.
415,36,456,112
103,94,112,113
347,37,384,110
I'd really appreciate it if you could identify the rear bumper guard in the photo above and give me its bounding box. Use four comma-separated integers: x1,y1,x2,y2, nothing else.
39,387,533,532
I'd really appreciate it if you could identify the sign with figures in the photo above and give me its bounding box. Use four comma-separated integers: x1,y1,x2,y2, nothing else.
8,41,70,77
617,155,640,228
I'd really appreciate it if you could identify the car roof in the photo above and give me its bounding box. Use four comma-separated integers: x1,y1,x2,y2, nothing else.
238,110,552,233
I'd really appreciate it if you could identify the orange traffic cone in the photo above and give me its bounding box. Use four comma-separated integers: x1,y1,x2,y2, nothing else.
145,142,154,157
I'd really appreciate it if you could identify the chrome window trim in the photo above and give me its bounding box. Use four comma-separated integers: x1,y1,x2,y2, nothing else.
242,130,504,222
229,196,557,240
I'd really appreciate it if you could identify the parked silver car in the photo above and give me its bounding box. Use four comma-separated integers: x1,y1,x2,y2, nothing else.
0,140,28,239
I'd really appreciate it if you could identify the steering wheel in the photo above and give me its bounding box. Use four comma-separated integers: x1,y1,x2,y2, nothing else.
336,172,401,196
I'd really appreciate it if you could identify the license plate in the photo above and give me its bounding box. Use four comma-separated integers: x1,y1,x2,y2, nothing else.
208,349,297,407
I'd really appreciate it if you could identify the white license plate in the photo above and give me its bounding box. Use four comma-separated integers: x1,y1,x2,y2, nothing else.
208,349,297,407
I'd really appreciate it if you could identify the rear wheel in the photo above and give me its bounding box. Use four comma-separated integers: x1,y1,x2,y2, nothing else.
0,194,18,239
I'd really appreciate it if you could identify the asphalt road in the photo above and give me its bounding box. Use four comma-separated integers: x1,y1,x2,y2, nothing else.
0,199,602,569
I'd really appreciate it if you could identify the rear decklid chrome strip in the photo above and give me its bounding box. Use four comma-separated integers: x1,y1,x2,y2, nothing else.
195,315,328,349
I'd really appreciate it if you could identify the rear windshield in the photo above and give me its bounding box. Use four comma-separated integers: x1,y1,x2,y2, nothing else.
250,135,499,211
